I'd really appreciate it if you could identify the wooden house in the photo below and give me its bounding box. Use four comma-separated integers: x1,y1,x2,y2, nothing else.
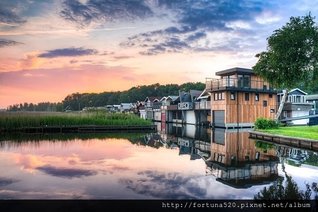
206,67,277,128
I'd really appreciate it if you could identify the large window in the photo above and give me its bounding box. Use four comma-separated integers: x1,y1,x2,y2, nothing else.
238,75,251,88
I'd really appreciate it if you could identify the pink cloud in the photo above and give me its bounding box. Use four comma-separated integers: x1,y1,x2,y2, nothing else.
0,64,153,108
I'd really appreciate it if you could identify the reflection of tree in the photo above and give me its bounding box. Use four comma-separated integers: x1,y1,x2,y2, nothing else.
255,159,318,200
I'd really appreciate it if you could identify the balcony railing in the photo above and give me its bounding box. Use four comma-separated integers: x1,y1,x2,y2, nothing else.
195,101,211,110
206,78,276,92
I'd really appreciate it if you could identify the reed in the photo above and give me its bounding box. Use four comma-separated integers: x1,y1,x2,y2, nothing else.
0,111,152,130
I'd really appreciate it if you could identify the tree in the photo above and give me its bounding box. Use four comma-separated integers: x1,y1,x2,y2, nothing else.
253,13,318,119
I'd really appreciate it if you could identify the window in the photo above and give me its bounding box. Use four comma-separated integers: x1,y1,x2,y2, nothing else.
263,100,267,107
263,85,267,90
230,92,235,100
269,94,272,98
255,93,259,101
270,109,275,113
245,93,249,101
214,92,225,101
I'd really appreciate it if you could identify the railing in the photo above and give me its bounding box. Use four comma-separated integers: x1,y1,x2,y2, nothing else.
195,101,211,110
206,78,275,92
166,105,178,110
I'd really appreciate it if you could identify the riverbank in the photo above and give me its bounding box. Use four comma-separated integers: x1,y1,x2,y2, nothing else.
0,111,152,132
259,125,318,140
249,131,318,151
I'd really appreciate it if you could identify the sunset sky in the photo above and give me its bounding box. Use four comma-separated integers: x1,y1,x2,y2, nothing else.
1,0,318,108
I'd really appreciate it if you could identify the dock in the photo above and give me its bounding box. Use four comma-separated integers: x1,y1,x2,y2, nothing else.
249,131,318,151
1,125,156,133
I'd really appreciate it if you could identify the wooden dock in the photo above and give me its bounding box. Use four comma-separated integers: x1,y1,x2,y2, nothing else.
1,125,156,133
249,131,318,151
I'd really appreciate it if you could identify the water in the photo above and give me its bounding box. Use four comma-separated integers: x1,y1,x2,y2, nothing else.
0,124,317,199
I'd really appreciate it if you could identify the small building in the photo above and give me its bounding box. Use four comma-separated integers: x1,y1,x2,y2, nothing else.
278,88,313,125
144,97,161,120
206,67,277,128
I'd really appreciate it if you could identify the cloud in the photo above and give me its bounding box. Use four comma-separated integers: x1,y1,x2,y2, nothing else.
0,3,26,26
0,177,19,187
0,39,23,48
119,170,206,199
60,0,153,27
121,0,275,55
38,47,98,58
37,165,97,179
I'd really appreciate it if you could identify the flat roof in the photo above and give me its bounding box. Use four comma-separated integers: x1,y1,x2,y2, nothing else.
216,67,253,76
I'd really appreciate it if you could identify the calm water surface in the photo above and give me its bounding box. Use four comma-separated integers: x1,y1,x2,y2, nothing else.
0,124,317,199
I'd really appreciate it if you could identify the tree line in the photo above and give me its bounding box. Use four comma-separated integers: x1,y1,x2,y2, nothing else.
7,82,205,112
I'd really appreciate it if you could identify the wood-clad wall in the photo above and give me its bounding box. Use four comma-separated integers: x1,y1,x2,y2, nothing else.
225,92,276,123
210,131,278,165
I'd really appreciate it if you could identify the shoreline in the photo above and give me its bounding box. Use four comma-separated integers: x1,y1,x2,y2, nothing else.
249,131,318,151
0,125,156,133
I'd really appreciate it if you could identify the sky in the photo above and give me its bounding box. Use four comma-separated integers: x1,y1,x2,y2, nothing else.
0,0,318,109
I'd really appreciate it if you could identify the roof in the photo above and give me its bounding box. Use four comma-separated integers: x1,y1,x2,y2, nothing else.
197,89,210,100
189,90,203,98
144,97,160,102
216,67,253,76
167,96,179,101
278,88,308,95
288,88,307,95
306,94,318,100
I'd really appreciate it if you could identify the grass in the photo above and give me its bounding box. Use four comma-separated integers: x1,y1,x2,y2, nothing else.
0,111,152,130
260,125,318,140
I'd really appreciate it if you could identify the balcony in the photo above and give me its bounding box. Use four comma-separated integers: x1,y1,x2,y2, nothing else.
195,101,211,110
206,78,276,93
166,105,178,110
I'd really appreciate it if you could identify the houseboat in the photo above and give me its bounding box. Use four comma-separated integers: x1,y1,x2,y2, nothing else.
206,67,277,128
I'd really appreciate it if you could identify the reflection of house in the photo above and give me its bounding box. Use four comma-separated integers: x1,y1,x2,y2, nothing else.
278,88,313,125
178,138,201,160
206,129,279,188
206,67,277,128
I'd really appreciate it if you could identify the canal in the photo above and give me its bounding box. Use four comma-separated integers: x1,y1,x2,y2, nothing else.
0,123,317,199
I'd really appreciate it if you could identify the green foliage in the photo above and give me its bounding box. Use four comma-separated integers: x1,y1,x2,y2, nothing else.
7,82,205,111
0,112,152,130
255,140,274,152
254,177,314,200
253,14,318,91
262,125,318,140
255,117,279,129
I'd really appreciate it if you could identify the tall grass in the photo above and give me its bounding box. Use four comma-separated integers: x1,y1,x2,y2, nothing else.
0,111,152,130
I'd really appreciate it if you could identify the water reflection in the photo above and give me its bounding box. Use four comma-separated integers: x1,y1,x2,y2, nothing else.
0,125,317,199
